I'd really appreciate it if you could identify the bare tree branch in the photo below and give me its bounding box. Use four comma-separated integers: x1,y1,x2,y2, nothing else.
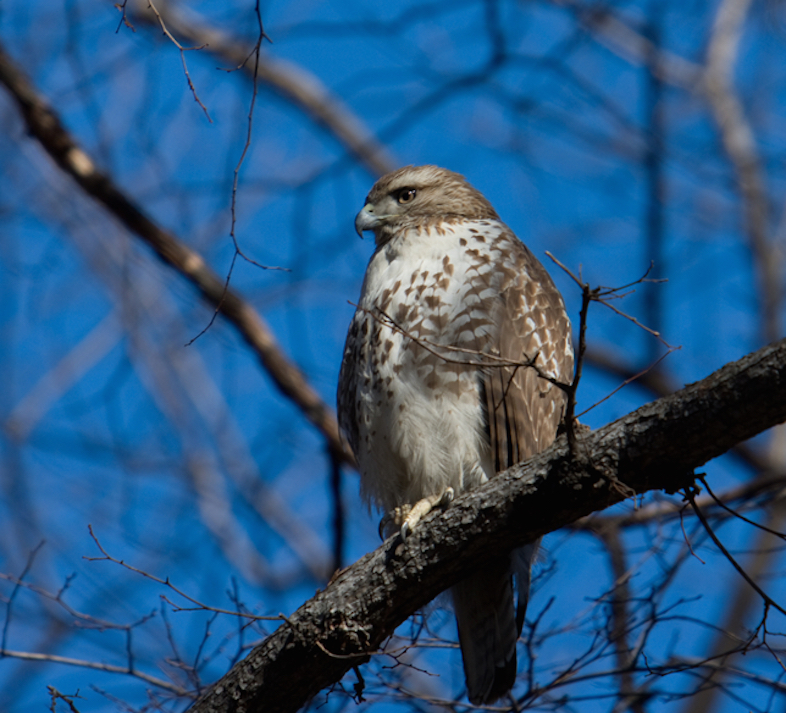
0,40,355,468
190,337,786,713
144,0,214,121
584,345,780,476
1,648,187,695
704,0,779,344
561,0,780,344
680,499,786,713
593,524,647,713
573,471,786,531
553,0,702,88
128,0,396,178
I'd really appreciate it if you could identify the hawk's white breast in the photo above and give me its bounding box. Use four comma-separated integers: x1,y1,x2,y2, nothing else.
348,219,513,511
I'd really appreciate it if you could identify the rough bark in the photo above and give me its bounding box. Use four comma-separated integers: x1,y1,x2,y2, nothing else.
191,338,786,713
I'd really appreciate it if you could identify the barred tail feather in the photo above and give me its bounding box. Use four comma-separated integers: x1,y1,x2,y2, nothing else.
452,557,517,704
452,544,538,704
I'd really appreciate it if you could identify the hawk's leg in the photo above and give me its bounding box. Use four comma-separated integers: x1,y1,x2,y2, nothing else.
379,487,455,541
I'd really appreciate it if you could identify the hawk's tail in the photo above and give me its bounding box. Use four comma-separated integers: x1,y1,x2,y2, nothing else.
452,543,537,705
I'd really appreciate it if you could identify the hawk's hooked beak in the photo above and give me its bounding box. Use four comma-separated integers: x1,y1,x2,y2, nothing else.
355,204,380,238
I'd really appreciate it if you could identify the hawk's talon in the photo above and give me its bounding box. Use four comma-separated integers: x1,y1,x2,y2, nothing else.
378,510,396,540
378,505,410,540
400,520,411,541
438,487,455,508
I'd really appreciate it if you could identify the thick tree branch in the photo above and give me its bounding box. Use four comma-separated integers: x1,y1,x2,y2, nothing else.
0,41,355,467
191,338,786,713
584,345,773,474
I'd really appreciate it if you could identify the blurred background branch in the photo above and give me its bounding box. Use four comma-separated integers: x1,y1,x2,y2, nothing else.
0,40,354,469
1,0,785,711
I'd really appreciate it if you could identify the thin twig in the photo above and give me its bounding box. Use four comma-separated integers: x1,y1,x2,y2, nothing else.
129,0,395,177
0,571,155,631
546,252,680,427
699,475,786,541
547,252,676,350
145,0,213,122
565,278,592,451
2,540,45,652
679,504,706,564
189,3,280,341
229,0,269,264
113,0,136,33
0,41,355,467
354,303,571,392
3,648,188,694
685,487,786,617
47,687,84,713
84,526,280,622
577,349,676,419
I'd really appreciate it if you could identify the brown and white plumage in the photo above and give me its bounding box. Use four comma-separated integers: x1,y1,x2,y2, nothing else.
338,165,573,704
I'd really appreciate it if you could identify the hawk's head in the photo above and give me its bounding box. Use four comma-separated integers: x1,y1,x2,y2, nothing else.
355,165,499,246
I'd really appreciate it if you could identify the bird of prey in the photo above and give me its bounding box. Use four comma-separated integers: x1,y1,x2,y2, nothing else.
338,165,573,704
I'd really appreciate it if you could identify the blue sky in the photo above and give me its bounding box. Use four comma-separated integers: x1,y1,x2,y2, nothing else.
1,1,785,711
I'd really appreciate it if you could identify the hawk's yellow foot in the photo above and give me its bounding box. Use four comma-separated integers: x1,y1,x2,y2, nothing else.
378,487,455,541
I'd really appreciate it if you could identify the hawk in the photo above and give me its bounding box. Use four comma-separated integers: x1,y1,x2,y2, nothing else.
338,165,573,704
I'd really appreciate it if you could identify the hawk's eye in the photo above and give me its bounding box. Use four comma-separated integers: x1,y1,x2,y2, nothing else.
396,188,417,204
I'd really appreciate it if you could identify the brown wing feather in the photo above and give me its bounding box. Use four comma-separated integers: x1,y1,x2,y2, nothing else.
457,233,573,704
482,239,573,472
337,314,364,457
